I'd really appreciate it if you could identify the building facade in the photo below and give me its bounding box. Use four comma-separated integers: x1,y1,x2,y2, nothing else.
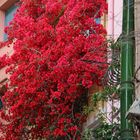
0,0,17,85
3,0,138,139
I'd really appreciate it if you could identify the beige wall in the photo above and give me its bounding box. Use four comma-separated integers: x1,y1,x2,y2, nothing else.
83,85,104,129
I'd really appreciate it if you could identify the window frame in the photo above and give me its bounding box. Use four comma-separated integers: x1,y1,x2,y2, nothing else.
0,0,18,41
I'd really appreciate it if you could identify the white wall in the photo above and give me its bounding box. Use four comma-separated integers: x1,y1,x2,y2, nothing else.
108,0,123,40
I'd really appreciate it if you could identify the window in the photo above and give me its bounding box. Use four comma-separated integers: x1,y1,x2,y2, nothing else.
0,0,18,41
0,1,18,107
95,18,101,24
4,4,18,40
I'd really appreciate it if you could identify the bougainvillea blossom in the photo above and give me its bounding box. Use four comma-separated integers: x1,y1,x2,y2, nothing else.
0,0,107,139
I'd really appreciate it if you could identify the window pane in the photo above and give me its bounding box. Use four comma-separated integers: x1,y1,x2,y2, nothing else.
4,5,18,40
95,18,101,24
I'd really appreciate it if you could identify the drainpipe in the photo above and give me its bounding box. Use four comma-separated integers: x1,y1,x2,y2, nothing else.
120,0,135,139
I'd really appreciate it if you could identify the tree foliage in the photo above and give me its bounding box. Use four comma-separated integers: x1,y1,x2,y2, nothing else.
0,0,107,139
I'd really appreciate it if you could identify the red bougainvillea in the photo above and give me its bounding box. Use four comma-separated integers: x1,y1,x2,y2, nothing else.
0,0,107,139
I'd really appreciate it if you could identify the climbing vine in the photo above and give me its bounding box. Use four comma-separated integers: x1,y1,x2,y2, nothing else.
0,0,107,139
82,40,121,140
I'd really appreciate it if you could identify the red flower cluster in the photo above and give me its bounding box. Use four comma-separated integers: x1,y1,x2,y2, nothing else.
0,0,107,139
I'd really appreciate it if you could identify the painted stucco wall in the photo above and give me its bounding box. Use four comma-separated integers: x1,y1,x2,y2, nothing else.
108,0,123,40
135,0,140,98
0,0,16,83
